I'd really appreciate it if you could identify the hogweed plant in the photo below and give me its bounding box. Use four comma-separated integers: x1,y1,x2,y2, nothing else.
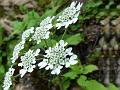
3,2,83,90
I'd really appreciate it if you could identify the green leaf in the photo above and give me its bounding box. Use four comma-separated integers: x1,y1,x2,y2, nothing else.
77,76,106,90
70,64,83,75
82,65,98,74
65,34,83,45
19,5,28,13
12,11,40,34
24,11,40,28
77,75,87,87
48,39,57,47
52,77,60,86
35,39,57,49
0,56,2,64
40,9,56,20
12,21,25,33
63,80,70,90
0,26,4,45
85,80,106,90
0,65,5,80
63,71,78,79
109,83,119,90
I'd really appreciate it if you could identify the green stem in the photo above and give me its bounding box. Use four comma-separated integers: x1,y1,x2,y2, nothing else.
61,29,67,40
11,62,17,67
44,39,48,48
14,74,21,78
59,75,63,90
49,35,53,47
51,0,55,10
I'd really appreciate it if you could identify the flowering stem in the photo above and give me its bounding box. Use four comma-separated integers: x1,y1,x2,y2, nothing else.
44,39,48,48
36,58,44,61
51,0,55,10
14,74,21,78
49,35,53,47
59,76,63,90
61,29,67,40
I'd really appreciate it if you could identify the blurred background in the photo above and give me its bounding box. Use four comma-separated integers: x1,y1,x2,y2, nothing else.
0,0,119,90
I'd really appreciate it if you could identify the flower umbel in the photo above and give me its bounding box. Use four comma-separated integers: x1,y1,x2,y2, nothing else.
11,41,25,63
38,40,78,75
18,49,40,77
3,67,15,90
56,2,83,29
11,27,34,63
32,16,54,44
22,27,34,41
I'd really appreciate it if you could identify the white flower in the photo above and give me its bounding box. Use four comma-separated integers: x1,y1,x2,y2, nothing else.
32,16,54,44
40,16,55,30
56,2,83,29
22,27,34,41
18,49,40,77
38,40,78,75
11,27,34,63
11,41,25,63
3,67,15,90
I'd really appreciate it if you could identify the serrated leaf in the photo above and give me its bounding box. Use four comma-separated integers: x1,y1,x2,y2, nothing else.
65,34,83,45
63,71,78,79
82,65,98,74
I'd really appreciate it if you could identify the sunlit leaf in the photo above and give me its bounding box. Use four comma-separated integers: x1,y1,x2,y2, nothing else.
63,71,78,79
82,65,98,74
65,34,83,45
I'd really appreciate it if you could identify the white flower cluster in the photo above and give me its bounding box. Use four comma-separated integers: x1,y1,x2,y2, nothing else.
38,40,78,75
11,27,34,63
3,67,15,90
56,2,83,29
32,16,54,44
22,27,34,41
18,49,40,77
11,41,25,63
